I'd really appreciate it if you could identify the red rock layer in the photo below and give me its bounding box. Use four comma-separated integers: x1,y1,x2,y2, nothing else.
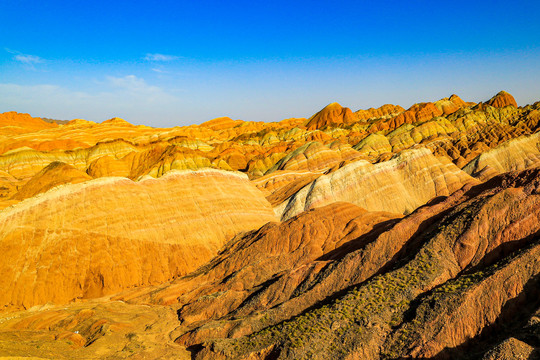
487,90,518,108
190,167,540,359
305,103,356,130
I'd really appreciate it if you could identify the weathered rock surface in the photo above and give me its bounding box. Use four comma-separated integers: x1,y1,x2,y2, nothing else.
0,91,536,195
355,104,405,121
0,111,57,135
0,300,191,359
434,94,469,115
0,169,277,309
1,91,540,359
482,338,536,360
277,147,478,220
10,161,92,201
463,131,540,180
192,167,540,360
120,203,400,323
487,90,518,108
305,103,356,130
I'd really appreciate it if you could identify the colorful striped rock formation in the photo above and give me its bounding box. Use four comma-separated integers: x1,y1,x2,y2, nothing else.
0,91,539,360
0,169,276,309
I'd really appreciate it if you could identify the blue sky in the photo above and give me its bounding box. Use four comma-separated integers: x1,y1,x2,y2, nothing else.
1,0,539,126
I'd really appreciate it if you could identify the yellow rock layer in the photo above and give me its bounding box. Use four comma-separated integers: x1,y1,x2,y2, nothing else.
11,161,92,201
277,147,479,220
0,169,277,309
463,132,540,180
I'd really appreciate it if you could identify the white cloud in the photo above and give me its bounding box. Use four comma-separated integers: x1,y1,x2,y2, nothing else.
13,54,43,64
104,75,175,103
144,53,179,61
5,48,45,65
107,74,151,89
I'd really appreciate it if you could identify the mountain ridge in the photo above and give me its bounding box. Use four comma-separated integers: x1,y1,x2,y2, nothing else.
0,90,539,359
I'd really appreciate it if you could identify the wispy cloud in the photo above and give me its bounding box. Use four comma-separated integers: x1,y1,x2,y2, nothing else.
13,54,44,64
144,53,179,61
107,74,148,88
106,74,167,96
5,48,45,70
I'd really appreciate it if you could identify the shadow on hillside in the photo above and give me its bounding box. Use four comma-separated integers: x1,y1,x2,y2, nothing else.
463,229,540,275
428,271,540,360
283,196,457,322
317,217,401,261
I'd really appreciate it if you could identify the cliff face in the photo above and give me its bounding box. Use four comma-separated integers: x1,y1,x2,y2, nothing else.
0,91,539,359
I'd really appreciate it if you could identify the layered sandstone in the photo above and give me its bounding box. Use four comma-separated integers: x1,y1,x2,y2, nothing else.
0,169,277,309
0,91,539,359
355,104,404,121
434,94,469,115
463,131,540,180
123,203,400,313
10,161,92,201
0,91,535,190
193,167,540,360
0,111,57,135
305,103,356,130
487,90,518,108
276,147,478,220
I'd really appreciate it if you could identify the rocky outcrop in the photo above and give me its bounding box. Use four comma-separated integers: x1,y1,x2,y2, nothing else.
355,104,404,121
353,133,393,157
266,141,362,174
482,338,536,360
0,111,57,134
0,91,533,187
10,161,92,201
368,102,444,132
0,139,139,180
200,117,243,131
127,202,399,310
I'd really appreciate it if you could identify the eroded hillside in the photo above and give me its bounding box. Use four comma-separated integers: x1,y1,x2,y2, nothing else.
0,91,539,359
